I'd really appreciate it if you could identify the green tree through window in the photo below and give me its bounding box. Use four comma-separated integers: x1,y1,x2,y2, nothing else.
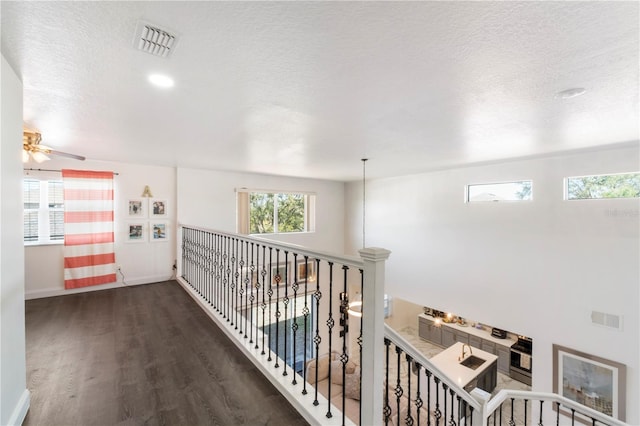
567,173,640,199
249,192,309,234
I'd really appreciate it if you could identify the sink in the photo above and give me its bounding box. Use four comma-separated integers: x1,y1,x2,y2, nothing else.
460,355,486,370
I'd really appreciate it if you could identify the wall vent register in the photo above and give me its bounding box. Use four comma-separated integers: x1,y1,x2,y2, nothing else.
134,20,178,58
591,310,623,331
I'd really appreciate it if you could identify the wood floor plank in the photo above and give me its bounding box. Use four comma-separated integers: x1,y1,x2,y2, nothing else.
24,281,308,426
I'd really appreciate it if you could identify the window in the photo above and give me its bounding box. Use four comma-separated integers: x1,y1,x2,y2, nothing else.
23,178,64,244
466,180,532,202
566,172,640,200
237,190,315,235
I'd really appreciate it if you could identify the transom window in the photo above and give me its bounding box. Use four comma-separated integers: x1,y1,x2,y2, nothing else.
466,180,532,202
565,172,640,200
24,178,64,244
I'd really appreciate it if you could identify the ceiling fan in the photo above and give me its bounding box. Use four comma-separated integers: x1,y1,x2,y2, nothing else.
23,129,86,163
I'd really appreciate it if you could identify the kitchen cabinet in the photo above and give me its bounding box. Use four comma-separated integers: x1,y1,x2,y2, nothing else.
497,345,511,374
441,328,456,347
481,339,496,355
454,329,469,345
418,317,443,346
469,335,482,348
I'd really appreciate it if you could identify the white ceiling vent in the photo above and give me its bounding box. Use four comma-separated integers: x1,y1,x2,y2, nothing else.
591,310,623,331
134,20,178,58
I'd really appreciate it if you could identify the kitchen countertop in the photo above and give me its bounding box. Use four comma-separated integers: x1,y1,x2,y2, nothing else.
429,342,498,389
418,313,516,347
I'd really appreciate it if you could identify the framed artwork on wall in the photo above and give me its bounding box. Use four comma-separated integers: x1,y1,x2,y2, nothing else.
127,223,146,243
128,199,146,218
150,199,168,217
296,259,316,283
270,262,290,287
553,344,626,423
150,222,169,242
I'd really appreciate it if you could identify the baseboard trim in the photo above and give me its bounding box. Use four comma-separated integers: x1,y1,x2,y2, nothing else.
25,275,173,300
6,389,30,426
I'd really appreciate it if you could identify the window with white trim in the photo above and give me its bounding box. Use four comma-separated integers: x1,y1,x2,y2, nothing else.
24,178,64,244
565,172,640,200
237,190,316,235
466,180,532,202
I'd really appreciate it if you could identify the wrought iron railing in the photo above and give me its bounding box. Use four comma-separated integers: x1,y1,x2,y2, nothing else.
177,225,629,426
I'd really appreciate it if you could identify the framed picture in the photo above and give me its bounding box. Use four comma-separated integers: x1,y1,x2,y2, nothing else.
128,199,146,217
127,223,146,243
296,259,316,283
150,199,168,217
270,262,290,287
150,222,169,242
553,344,626,422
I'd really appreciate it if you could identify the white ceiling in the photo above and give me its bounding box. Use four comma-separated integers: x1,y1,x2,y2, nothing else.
2,1,638,181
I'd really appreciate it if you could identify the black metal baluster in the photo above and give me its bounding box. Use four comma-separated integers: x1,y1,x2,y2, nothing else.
524,399,529,426
291,253,298,384
509,398,515,426
406,354,413,426
206,232,211,304
456,395,461,426
267,247,273,362
468,403,473,426
274,249,281,369
556,402,560,426
449,388,455,426
260,245,267,355
426,370,432,426
224,236,230,321
395,346,403,426
384,338,391,426
325,262,334,419
415,363,423,426
571,408,575,426
358,268,364,426
233,238,239,330
238,240,245,335
538,400,544,426
250,242,256,346
500,401,503,426
301,257,310,388
310,258,321,400
442,383,448,426
340,265,350,426
282,251,289,377
434,376,441,426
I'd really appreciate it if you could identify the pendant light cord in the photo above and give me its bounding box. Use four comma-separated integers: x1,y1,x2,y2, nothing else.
362,158,368,249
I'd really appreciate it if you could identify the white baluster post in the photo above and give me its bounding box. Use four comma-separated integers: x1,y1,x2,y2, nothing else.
358,247,391,426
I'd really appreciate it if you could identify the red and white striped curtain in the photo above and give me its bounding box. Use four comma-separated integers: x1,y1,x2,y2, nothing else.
62,169,116,289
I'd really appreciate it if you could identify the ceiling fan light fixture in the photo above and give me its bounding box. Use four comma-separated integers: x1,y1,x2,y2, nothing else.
31,151,50,163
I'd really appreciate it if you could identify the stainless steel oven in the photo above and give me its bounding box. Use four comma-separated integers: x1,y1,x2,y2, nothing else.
510,336,532,386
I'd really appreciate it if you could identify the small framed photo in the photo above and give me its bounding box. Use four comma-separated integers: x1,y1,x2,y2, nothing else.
150,199,168,217
270,262,290,287
128,199,146,217
150,222,169,242
553,344,626,422
127,223,146,243
297,259,316,282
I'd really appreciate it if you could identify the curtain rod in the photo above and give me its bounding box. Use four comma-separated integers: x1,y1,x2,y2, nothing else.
24,168,120,175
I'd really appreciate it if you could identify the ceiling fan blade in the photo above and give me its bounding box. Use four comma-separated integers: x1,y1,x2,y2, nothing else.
47,149,86,161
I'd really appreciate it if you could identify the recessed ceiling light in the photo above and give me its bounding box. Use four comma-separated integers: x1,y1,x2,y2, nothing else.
148,74,174,88
556,87,586,99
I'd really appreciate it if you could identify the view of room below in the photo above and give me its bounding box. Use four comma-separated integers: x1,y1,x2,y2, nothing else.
385,297,533,398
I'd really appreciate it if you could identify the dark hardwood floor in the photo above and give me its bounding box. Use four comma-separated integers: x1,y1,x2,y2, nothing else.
24,281,308,426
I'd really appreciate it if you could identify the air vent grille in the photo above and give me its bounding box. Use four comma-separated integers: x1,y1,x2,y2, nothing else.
134,21,177,58
591,310,623,331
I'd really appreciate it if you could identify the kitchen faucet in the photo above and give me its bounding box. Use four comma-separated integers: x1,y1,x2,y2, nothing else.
458,343,473,361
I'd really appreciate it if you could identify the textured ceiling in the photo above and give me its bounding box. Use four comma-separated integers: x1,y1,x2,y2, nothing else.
1,1,638,181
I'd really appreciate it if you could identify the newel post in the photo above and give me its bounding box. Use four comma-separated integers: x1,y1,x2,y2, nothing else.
358,247,391,426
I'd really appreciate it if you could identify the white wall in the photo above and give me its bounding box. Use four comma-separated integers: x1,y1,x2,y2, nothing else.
1,55,30,426
345,145,640,423
25,159,176,299
177,167,345,253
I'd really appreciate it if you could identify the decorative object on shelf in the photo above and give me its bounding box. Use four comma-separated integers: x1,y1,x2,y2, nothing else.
141,185,153,197
553,344,626,422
